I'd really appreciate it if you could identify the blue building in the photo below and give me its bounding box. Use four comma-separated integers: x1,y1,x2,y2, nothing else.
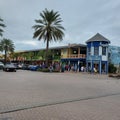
108,46,120,67
86,33,110,74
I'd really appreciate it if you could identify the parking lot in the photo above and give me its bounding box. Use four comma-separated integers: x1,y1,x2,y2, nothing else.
0,70,120,120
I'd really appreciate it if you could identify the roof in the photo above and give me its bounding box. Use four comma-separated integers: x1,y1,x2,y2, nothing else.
86,33,110,43
15,43,86,53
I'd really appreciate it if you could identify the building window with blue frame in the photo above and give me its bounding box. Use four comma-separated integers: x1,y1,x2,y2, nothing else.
102,47,106,55
94,47,99,55
88,47,91,55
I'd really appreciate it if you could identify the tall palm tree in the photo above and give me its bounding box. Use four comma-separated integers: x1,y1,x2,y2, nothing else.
0,18,6,37
32,9,65,66
0,38,15,64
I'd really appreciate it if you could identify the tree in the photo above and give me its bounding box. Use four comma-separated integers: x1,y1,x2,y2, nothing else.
32,9,65,66
0,18,6,37
0,38,15,64
12,52,19,61
27,52,34,62
37,50,45,60
21,53,28,62
108,63,117,73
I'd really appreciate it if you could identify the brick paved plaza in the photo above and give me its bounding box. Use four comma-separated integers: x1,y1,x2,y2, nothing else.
0,70,120,120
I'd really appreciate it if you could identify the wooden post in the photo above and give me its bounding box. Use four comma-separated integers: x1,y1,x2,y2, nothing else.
78,47,80,58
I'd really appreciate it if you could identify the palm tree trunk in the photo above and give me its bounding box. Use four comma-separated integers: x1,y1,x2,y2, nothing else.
45,40,49,67
5,50,7,64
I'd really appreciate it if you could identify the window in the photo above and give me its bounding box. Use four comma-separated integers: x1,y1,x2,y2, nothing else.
88,47,91,55
102,47,106,55
73,50,77,54
73,48,78,54
94,47,99,55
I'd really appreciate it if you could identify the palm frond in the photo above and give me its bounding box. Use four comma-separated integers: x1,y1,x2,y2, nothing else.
0,18,6,36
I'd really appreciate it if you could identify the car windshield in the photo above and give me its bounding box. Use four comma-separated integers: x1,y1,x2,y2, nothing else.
5,64,15,67
0,62,4,64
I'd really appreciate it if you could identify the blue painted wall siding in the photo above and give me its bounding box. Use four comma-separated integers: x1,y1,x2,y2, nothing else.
87,41,100,47
92,41,100,47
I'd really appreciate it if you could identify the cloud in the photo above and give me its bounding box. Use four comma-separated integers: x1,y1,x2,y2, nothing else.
0,0,120,50
14,40,46,51
21,41,38,46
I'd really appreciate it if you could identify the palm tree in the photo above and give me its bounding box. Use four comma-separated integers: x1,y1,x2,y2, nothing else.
0,18,6,37
27,52,34,64
32,9,65,66
21,53,28,62
12,52,19,61
0,38,15,64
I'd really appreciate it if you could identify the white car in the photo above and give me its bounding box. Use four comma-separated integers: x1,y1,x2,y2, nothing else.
3,63,16,72
0,62,4,69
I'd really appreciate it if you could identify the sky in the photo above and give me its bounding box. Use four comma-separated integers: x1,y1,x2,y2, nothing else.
0,0,120,51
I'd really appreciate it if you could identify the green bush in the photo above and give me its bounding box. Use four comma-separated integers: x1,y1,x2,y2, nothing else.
108,63,117,73
37,68,60,72
52,69,60,72
42,68,50,72
37,68,42,72
37,68,50,72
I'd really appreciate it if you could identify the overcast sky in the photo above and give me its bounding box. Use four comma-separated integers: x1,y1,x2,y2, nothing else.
0,0,120,51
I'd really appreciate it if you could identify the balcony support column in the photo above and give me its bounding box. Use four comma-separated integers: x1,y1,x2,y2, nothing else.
78,47,80,58
68,46,71,58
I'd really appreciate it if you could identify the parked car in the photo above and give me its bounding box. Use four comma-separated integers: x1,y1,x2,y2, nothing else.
3,63,17,72
0,62,4,70
28,65,34,70
12,63,23,69
29,65,41,71
17,63,23,69
22,64,29,70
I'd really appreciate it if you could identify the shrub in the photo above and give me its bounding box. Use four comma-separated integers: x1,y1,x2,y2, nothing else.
37,68,42,72
108,63,117,73
37,68,60,72
52,69,60,72
37,68,50,72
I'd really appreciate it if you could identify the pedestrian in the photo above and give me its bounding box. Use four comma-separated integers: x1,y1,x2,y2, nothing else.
49,64,53,72
94,67,97,73
74,64,77,72
81,66,84,72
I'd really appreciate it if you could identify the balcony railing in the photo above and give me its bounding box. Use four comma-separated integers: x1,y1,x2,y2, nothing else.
67,54,86,58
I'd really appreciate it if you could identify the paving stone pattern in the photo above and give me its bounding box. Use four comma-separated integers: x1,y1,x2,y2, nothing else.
0,70,120,119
